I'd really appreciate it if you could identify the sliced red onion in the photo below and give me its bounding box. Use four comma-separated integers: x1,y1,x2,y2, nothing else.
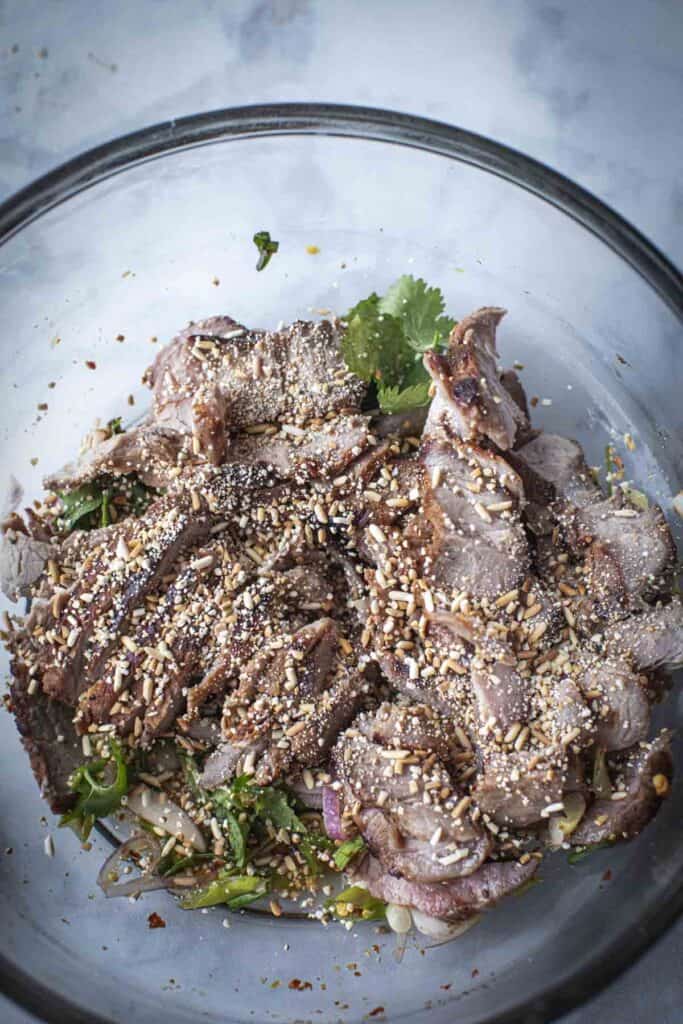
126,784,207,852
97,834,168,899
322,785,346,840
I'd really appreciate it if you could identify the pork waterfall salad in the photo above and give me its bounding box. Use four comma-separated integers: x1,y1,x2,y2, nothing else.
2,276,680,942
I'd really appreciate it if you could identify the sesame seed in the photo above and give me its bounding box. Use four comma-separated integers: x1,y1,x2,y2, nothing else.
44,835,55,858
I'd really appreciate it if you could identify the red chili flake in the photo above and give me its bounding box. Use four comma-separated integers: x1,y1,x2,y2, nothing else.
85,360,97,370
368,1008,385,1018
116,334,125,342
530,396,539,408
471,968,479,978
148,912,166,929
602,868,612,882
440,983,452,990
288,979,312,991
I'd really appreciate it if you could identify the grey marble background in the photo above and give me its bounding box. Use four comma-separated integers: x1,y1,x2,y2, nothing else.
0,1,681,1021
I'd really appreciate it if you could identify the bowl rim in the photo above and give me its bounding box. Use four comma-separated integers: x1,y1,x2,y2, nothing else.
0,101,682,1024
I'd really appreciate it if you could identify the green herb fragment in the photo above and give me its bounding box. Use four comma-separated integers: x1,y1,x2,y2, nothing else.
158,851,213,878
107,417,124,435
253,230,279,271
332,836,366,870
56,475,156,533
326,885,387,921
59,740,128,841
376,381,432,413
567,840,614,864
342,275,456,413
57,483,107,532
180,870,268,910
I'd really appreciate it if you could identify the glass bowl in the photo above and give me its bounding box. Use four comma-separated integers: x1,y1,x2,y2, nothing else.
0,104,681,1024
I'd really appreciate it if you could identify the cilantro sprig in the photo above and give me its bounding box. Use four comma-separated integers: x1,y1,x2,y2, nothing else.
342,275,456,413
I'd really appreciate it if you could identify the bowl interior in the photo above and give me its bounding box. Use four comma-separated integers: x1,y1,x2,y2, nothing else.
1,122,682,1024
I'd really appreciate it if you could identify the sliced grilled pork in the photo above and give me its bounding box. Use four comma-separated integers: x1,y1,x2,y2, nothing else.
570,731,672,845
420,439,529,599
223,414,372,481
580,660,650,751
219,618,359,784
146,316,365,463
333,704,491,881
9,673,81,813
354,853,539,922
0,529,57,600
40,495,211,706
571,497,675,613
514,433,600,509
604,598,683,671
183,565,335,721
76,542,229,741
44,424,185,492
423,308,526,449
472,749,565,827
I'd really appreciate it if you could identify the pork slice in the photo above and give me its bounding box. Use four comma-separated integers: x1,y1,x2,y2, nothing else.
571,497,675,610
333,707,490,881
470,662,532,734
379,651,467,717
199,740,267,789
356,701,461,770
580,660,650,751
258,666,362,784
604,598,683,672
354,853,539,922
147,316,365,463
514,434,601,509
184,565,335,721
419,439,529,600
499,369,533,445
224,414,372,481
570,731,672,845
0,530,57,600
41,495,211,705
472,750,565,827
44,424,185,492
219,618,346,784
423,308,526,449
9,673,81,813
76,548,228,741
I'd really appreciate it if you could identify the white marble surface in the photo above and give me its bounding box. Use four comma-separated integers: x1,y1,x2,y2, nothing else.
0,1,681,1021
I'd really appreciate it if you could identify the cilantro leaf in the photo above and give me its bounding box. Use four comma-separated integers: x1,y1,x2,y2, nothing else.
332,835,366,870
342,275,456,414
379,275,455,352
377,380,432,413
253,230,279,272
342,301,413,387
